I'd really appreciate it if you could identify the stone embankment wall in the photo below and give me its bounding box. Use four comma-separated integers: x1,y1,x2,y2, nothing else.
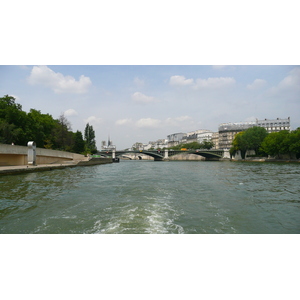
0,143,85,166
168,154,205,161
120,153,154,160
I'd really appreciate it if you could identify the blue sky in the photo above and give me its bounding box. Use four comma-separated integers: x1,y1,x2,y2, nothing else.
1,65,299,149
1,1,299,150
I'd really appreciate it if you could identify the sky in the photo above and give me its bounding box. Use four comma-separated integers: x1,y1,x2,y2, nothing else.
0,65,299,149
1,2,299,150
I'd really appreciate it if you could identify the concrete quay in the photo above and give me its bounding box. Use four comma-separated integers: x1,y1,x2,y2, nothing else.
0,158,112,175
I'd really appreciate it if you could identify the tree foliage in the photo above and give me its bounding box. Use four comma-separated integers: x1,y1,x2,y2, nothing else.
73,131,85,154
169,140,214,150
0,95,97,154
260,129,300,159
84,123,97,154
230,127,268,159
231,126,300,159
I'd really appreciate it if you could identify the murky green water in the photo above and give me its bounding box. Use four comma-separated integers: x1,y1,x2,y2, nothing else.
1,160,299,233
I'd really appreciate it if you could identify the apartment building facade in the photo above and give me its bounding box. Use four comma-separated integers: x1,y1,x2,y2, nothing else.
218,117,291,149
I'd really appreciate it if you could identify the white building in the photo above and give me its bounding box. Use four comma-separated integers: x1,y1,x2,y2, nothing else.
167,133,185,147
257,117,290,133
211,132,219,149
133,139,168,150
197,130,214,144
182,129,213,144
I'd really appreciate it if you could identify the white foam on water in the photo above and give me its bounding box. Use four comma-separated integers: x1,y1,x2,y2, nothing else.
90,198,185,234
144,201,184,234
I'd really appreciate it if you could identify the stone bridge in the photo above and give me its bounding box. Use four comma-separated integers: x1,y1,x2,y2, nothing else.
101,149,228,161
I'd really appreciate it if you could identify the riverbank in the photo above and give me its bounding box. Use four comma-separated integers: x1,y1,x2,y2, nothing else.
231,157,300,163
0,157,112,175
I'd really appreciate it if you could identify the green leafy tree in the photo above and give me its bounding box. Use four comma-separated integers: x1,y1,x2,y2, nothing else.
27,109,56,148
84,123,97,153
0,95,28,145
288,129,300,159
242,126,268,155
260,130,290,158
231,131,248,159
52,113,73,151
73,130,85,154
170,141,202,150
201,140,214,150
231,127,268,158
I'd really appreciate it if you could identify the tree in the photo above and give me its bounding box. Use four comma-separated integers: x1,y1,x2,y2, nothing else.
0,95,28,145
231,127,268,159
201,140,214,150
288,129,300,159
73,130,85,154
242,126,268,155
260,130,290,158
27,109,56,148
52,113,73,151
84,123,97,153
231,131,248,159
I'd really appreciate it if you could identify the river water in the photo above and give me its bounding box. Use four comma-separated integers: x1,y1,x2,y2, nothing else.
1,160,299,234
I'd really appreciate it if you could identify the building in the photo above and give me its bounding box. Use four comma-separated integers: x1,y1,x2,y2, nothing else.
218,122,256,149
132,139,168,151
211,132,219,149
197,130,214,144
257,117,290,133
167,133,185,148
101,138,116,151
181,130,213,144
132,142,144,150
218,117,291,150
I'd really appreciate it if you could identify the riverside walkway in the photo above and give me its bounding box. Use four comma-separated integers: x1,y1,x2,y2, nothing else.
0,158,112,175
0,163,78,175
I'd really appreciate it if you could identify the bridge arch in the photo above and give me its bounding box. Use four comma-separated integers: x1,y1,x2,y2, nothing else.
190,150,223,159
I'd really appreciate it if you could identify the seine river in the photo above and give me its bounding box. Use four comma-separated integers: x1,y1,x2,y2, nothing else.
1,160,299,234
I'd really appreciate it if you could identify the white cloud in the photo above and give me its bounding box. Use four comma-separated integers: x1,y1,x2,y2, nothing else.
169,75,235,90
84,116,103,124
134,116,195,130
136,118,162,128
64,108,78,116
247,79,267,90
268,67,300,96
169,75,194,86
132,92,156,103
175,115,192,122
277,67,300,90
115,118,133,126
28,65,92,94
194,77,236,89
165,116,193,127
133,77,145,87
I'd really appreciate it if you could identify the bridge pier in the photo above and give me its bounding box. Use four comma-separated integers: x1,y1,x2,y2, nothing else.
222,149,230,159
163,149,169,161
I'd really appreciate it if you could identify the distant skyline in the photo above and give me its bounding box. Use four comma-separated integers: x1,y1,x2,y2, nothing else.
1,65,299,149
